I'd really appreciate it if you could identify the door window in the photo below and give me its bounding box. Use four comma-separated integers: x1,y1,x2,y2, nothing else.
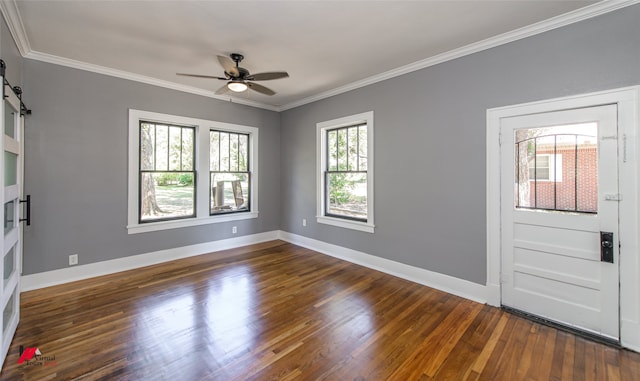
514,123,597,213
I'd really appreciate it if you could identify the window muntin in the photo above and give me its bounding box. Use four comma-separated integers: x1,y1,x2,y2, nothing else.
325,124,367,221
210,130,250,214
139,121,196,223
515,123,597,213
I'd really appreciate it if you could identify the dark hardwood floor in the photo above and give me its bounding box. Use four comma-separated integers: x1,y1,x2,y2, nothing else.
1,240,639,380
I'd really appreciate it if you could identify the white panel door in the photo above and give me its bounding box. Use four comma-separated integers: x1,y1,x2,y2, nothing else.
501,104,619,339
0,82,24,365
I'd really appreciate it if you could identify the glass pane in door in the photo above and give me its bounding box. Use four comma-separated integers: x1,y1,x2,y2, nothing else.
2,289,15,333
3,200,14,235
3,246,14,286
3,104,15,139
514,122,598,213
4,151,17,187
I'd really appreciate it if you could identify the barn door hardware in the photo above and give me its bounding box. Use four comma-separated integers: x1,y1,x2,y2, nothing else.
19,195,30,226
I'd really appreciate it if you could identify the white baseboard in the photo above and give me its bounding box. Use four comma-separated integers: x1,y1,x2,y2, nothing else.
278,231,489,304
622,319,640,353
22,229,489,305
21,231,279,291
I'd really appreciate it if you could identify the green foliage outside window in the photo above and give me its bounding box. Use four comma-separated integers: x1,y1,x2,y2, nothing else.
326,124,368,219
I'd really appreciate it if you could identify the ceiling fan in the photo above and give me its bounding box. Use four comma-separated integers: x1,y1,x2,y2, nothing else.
177,53,289,96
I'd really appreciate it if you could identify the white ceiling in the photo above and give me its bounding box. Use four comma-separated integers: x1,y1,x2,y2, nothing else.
3,0,623,111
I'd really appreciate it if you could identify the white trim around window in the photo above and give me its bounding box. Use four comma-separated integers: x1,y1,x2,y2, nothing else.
127,109,259,234
316,111,374,233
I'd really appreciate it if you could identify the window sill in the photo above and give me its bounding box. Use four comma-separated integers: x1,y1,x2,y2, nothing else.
127,211,259,234
316,216,375,233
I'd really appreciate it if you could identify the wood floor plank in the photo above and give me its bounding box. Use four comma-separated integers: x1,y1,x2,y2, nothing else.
468,311,510,377
1,240,639,380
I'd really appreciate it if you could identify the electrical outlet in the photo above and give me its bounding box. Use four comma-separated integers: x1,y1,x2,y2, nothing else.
232,226,237,234
302,218,307,227
69,254,78,266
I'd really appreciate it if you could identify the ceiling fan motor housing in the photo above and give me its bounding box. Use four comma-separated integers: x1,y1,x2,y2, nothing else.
230,53,244,64
235,67,250,79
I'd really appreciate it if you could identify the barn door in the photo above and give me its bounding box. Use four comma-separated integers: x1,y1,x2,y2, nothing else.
0,79,25,365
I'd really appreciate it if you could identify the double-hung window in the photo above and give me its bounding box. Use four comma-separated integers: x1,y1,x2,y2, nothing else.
128,110,259,234
317,111,374,233
210,130,250,214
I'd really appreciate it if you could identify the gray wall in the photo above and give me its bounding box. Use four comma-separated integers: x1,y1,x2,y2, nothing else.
280,6,640,285
21,61,281,275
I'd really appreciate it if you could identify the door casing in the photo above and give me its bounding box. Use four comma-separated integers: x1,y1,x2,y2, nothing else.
486,86,640,351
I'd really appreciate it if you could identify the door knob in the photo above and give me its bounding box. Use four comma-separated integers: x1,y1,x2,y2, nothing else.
600,231,614,263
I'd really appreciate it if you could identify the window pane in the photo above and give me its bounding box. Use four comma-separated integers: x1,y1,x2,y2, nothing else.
4,246,15,286
4,200,14,236
537,155,550,167
347,127,358,171
181,127,194,171
4,102,15,138
546,134,578,211
140,172,195,222
328,130,337,171
210,131,220,171
3,290,15,331
326,172,367,220
358,126,367,171
220,132,230,171
337,129,347,170
140,123,155,171
4,151,17,187
238,134,248,171
515,123,597,213
168,126,182,171
576,135,597,212
211,173,250,214
155,125,169,171
230,133,239,172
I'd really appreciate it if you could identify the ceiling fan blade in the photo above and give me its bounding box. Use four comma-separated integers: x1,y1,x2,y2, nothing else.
177,73,227,80
217,55,239,77
247,82,276,96
246,72,289,81
214,84,229,95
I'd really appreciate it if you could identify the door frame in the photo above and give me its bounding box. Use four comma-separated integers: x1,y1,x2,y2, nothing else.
486,86,640,351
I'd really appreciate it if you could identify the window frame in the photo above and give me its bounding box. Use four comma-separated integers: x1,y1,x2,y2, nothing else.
316,111,374,233
128,109,259,234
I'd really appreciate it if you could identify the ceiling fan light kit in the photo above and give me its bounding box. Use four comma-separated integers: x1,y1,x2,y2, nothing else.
177,53,289,96
227,80,248,92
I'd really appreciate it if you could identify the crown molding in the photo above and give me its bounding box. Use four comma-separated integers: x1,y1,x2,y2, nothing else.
0,0,31,56
24,51,280,111
278,0,640,111
1,0,637,112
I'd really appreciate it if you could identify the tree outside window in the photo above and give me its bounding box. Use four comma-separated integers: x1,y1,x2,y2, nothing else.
325,124,367,221
139,122,195,222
